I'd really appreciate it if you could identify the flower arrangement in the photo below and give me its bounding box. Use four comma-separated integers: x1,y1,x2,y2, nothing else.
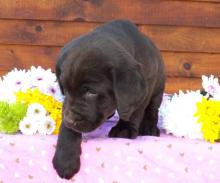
0,67,63,135
0,66,220,142
160,75,220,143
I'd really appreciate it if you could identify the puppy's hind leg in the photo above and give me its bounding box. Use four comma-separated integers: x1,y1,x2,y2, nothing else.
108,102,147,139
108,118,139,139
138,91,163,136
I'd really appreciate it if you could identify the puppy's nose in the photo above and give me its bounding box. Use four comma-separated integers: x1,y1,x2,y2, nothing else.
64,116,75,124
71,107,84,120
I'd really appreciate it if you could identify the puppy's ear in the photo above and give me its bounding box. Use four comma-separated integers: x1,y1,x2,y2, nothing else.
111,55,146,121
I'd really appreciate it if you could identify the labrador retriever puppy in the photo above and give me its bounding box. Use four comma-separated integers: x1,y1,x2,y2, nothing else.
53,20,165,179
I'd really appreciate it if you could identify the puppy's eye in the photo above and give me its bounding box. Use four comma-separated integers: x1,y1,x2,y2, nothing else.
85,90,98,98
82,86,97,98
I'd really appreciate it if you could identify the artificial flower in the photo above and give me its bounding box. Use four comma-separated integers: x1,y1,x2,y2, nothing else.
213,94,220,100
195,97,220,142
0,77,2,87
50,108,62,135
0,66,64,101
0,69,29,102
202,75,220,97
27,103,47,119
0,67,63,135
19,116,38,135
158,94,172,129
16,88,62,134
39,82,64,102
0,101,27,134
2,68,30,92
161,90,203,139
0,87,17,103
38,116,56,135
28,66,56,88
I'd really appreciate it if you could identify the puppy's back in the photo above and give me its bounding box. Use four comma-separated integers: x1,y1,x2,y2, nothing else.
94,20,140,54
57,20,165,93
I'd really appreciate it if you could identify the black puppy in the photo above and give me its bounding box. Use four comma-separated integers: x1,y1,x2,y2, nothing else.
53,20,165,179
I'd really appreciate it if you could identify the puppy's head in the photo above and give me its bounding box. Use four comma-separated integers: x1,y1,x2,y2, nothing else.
57,48,145,133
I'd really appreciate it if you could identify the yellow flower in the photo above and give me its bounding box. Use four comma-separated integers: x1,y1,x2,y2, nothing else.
195,97,220,142
16,88,62,134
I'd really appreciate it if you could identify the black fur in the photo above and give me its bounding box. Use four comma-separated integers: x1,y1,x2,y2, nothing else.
53,20,166,179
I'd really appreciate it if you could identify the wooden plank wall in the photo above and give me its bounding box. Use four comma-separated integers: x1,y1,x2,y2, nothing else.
0,0,219,93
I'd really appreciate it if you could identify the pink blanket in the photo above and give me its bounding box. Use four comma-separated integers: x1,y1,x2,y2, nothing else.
0,115,220,183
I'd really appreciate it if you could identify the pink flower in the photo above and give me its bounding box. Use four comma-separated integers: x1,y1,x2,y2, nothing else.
202,75,220,97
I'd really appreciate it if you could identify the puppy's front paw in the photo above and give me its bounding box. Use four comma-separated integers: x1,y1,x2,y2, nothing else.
139,125,160,136
108,121,138,139
52,151,80,179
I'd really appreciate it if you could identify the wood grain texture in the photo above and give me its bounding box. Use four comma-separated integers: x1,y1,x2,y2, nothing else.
162,52,220,77
0,0,219,27
0,45,59,71
0,20,96,46
0,20,220,53
180,0,220,2
0,44,219,78
0,70,7,76
0,45,210,94
139,25,220,53
165,77,202,93
181,0,220,2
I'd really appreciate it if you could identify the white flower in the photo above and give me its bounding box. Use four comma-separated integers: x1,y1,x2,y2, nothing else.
37,116,55,135
0,77,2,86
0,68,30,102
39,82,64,102
19,117,38,135
2,68,30,92
202,75,220,97
28,66,56,88
160,90,203,140
212,93,220,100
0,69,29,103
0,77,16,103
27,103,47,118
158,94,172,129
0,89,16,103
0,67,64,102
